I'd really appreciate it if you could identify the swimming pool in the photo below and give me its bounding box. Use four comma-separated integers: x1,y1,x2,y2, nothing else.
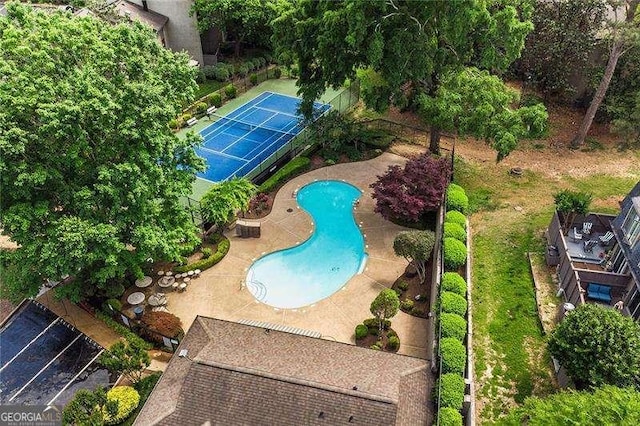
246,180,367,309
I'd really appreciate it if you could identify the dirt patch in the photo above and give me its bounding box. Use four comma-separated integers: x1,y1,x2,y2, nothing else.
355,328,400,353
392,263,433,318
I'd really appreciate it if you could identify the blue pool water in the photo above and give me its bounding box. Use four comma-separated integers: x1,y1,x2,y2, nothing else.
246,180,367,309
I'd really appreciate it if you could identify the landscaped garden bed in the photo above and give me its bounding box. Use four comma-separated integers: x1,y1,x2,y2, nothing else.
392,264,432,318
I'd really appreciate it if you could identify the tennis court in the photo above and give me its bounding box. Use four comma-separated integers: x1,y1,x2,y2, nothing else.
196,92,330,182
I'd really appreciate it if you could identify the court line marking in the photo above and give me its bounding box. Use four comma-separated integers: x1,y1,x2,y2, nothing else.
0,317,61,373
197,146,248,162
10,334,82,402
47,348,104,405
220,109,279,155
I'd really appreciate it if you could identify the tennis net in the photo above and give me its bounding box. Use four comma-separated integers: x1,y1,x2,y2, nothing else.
207,113,300,138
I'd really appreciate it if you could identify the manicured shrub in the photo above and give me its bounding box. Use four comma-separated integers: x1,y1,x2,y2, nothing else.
237,64,249,77
437,373,465,410
96,311,152,350
213,64,230,82
443,237,467,271
370,343,381,350
102,298,122,313
180,113,192,123
397,280,409,291
443,222,467,243
355,324,368,340
387,335,400,351
168,119,179,130
103,386,140,425
195,102,208,114
195,69,206,83
174,238,230,273
202,65,216,79
363,317,391,331
440,337,466,374
249,73,258,85
438,407,463,426
224,84,237,99
440,291,467,316
207,92,222,108
400,299,414,311
273,67,282,79
258,157,311,193
448,183,465,193
441,272,467,296
201,247,213,259
440,313,467,341
447,186,469,214
445,210,467,229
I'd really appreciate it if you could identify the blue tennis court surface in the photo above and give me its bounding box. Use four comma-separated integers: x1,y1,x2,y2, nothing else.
196,92,331,182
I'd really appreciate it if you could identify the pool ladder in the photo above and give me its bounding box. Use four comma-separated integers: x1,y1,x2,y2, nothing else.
247,279,268,302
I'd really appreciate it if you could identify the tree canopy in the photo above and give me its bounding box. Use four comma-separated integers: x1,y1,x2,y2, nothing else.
553,190,593,233
273,0,542,159
501,385,640,425
370,288,400,334
200,178,256,231
0,3,204,302
393,230,436,283
548,303,640,390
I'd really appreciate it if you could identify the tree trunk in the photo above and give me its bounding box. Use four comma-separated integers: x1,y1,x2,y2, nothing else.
570,39,624,148
234,39,241,58
429,127,441,155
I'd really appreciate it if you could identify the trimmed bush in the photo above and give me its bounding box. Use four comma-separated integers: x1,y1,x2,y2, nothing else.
273,67,282,79
102,298,122,313
440,313,467,341
195,102,208,114
437,373,465,410
202,65,216,79
363,317,391,331
444,210,467,229
441,291,467,316
397,280,409,291
387,335,400,351
355,324,368,340
370,343,381,350
207,92,222,108
224,84,237,99
438,407,463,426
179,113,192,123
237,64,249,77
448,183,465,193
444,238,467,271
174,238,230,273
440,337,466,374
104,386,140,425
168,119,179,130
201,247,213,259
441,272,467,296
447,186,469,214
249,73,258,85
96,310,153,350
400,299,414,311
258,157,311,193
213,65,230,82
443,222,467,243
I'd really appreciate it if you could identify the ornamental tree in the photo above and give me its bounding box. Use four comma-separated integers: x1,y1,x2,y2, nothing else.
548,303,640,390
98,338,151,385
502,385,640,425
370,288,400,335
370,153,450,225
553,190,593,234
393,230,436,283
62,388,117,426
200,178,256,232
273,0,541,159
0,4,205,302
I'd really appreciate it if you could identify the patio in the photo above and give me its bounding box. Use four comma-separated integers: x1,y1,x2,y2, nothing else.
163,152,432,359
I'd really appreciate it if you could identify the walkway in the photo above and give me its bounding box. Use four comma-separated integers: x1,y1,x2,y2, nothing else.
167,153,431,359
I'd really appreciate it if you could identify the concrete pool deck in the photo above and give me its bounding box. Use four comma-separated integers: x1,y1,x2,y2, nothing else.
166,152,431,359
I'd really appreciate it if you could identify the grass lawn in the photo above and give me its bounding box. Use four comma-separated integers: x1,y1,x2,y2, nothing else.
194,80,225,101
452,153,640,423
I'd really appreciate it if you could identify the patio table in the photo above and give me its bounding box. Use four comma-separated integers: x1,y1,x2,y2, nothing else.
148,294,167,307
135,276,153,288
127,292,145,305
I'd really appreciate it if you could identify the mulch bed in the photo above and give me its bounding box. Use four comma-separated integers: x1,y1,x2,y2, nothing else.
392,260,434,318
355,328,399,353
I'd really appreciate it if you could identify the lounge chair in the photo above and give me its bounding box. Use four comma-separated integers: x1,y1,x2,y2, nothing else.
583,239,598,253
573,227,582,243
582,222,593,235
599,231,614,246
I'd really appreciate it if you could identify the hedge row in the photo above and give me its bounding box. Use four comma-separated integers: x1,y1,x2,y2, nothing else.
445,210,467,230
440,337,467,374
437,373,465,410
444,237,467,271
441,291,467,317
174,238,230,273
446,184,469,214
258,157,311,193
441,272,467,296
443,222,467,243
440,312,467,341
95,310,153,350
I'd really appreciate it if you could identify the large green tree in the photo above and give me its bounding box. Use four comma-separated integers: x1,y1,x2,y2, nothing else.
548,303,640,390
273,0,540,160
0,3,205,302
200,178,256,232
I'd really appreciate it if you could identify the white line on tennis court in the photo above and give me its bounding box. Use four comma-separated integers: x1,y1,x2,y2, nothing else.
0,317,61,373
199,93,272,139
47,348,104,406
9,334,82,402
220,109,283,155
198,146,248,162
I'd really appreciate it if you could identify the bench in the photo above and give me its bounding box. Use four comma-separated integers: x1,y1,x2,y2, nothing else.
186,117,198,127
587,283,612,303
206,106,217,115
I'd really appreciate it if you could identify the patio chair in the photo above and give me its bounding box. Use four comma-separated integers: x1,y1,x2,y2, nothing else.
599,231,614,246
573,227,582,243
582,222,593,235
583,239,598,253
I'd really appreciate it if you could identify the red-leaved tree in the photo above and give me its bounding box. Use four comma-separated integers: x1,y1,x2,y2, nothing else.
370,154,450,224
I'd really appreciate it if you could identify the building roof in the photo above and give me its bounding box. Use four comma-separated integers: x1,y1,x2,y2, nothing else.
114,0,167,33
135,316,432,426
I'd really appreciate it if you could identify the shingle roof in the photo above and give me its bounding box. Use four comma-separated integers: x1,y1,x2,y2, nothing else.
114,0,167,33
134,316,432,425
